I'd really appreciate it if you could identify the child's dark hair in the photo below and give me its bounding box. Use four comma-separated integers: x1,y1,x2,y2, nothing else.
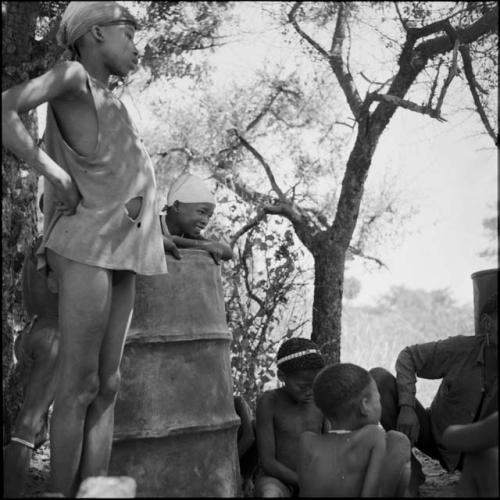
277,338,324,375
480,293,497,317
313,363,372,420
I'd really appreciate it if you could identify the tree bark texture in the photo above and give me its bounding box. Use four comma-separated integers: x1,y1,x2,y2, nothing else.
2,2,41,442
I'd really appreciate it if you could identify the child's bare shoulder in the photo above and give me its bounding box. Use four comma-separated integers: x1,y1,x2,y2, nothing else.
49,61,89,97
354,424,385,445
257,388,279,407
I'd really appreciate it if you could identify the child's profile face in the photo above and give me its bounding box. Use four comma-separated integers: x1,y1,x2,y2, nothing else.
176,202,215,237
100,22,138,77
281,369,319,404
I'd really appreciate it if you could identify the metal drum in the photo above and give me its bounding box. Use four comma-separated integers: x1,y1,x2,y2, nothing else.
109,249,240,497
471,268,498,335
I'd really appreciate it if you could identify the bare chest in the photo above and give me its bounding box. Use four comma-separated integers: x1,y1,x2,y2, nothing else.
51,91,99,156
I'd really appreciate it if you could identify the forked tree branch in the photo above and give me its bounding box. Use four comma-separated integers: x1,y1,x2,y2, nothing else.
288,1,362,120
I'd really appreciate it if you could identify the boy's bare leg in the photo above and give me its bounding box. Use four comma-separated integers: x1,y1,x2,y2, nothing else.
3,321,59,498
457,447,499,497
79,270,135,479
47,249,113,496
380,430,412,497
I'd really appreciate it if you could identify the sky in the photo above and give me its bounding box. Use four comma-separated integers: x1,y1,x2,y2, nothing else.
201,2,498,307
37,2,497,309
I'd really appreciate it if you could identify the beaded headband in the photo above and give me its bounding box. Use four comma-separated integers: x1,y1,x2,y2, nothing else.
277,349,320,366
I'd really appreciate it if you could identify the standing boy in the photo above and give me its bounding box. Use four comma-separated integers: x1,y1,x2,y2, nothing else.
2,2,167,495
298,363,411,497
255,338,327,497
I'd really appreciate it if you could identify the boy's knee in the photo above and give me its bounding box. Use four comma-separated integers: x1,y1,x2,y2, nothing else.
60,372,100,407
386,430,411,456
13,412,48,443
97,371,121,401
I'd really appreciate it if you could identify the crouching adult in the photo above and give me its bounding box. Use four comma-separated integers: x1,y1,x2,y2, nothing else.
370,293,497,497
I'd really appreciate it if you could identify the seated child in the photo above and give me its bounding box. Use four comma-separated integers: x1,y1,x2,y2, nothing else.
442,411,498,497
255,338,327,497
298,363,411,497
160,173,233,264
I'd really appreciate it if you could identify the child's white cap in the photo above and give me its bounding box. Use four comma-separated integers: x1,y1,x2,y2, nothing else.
167,174,216,206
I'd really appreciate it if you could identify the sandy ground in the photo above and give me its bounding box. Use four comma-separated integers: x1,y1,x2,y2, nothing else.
23,443,460,497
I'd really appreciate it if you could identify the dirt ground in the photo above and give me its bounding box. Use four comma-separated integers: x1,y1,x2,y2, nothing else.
23,443,460,497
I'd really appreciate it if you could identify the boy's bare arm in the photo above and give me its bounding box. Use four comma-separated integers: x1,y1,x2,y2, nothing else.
171,236,233,264
256,392,298,486
360,425,386,497
162,235,181,259
2,61,86,211
442,411,498,452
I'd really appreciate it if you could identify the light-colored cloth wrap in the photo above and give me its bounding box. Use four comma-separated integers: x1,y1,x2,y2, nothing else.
57,1,137,50
167,174,216,206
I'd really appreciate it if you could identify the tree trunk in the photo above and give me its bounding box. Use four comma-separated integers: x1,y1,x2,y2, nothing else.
2,1,41,443
310,239,345,363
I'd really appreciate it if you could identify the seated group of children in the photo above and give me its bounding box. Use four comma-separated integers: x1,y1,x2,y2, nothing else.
253,338,411,497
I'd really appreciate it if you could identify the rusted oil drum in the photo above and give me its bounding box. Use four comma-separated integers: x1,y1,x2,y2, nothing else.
471,268,498,335
109,249,240,497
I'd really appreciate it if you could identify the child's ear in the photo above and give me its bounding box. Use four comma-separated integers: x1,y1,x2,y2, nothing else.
359,397,370,417
90,25,105,43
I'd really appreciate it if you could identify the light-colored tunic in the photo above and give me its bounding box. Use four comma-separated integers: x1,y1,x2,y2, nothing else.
37,73,167,276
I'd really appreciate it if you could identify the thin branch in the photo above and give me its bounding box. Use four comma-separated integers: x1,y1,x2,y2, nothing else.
245,86,283,132
426,58,443,109
459,44,497,144
287,1,330,60
234,131,286,200
348,246,388,269
434,39,460,116
369,93,447,122
241,238,265,309
230,209,267,248
394,2,409,31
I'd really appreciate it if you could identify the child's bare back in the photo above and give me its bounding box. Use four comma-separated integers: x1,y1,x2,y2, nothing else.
298,363,411,498
299,425,386,497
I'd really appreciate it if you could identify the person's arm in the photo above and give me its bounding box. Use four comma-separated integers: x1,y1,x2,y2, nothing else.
360,425,386,497
395,337,465,443
159,214,181,259
171,236,233,264
234,396,255,458
256,392,298,486
442,411,498,452
2,61,86,213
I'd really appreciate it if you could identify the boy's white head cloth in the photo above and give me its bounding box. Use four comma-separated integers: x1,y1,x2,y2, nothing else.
167,174,216,206
57,1,137,50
